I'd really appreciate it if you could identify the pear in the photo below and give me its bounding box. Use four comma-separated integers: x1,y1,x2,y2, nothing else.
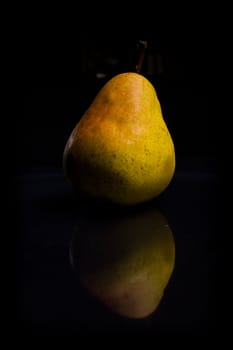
63,72,175,205
70,206,175,319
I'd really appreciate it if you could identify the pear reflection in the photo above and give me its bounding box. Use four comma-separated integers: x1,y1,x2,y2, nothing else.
70,205,175,319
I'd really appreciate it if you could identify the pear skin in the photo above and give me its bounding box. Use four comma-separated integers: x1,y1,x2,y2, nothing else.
70,206,175,319
63,72,175,205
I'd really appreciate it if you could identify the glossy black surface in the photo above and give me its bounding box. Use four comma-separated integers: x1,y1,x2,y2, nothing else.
15,158,218,336
16,28,217,336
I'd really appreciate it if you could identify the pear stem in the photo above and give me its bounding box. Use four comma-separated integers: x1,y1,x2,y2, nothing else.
135,40,148,73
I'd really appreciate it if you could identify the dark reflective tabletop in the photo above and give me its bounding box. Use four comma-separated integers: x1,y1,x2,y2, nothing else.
14,157,219,336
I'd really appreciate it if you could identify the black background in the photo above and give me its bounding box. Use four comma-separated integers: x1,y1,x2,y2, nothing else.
20,26,214,172
11,13,222,338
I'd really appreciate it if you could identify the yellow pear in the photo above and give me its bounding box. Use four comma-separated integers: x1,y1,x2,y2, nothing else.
70,206,175,319
63,72,175,205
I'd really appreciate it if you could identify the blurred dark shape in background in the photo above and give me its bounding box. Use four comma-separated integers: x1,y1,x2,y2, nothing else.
21,27,212,173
